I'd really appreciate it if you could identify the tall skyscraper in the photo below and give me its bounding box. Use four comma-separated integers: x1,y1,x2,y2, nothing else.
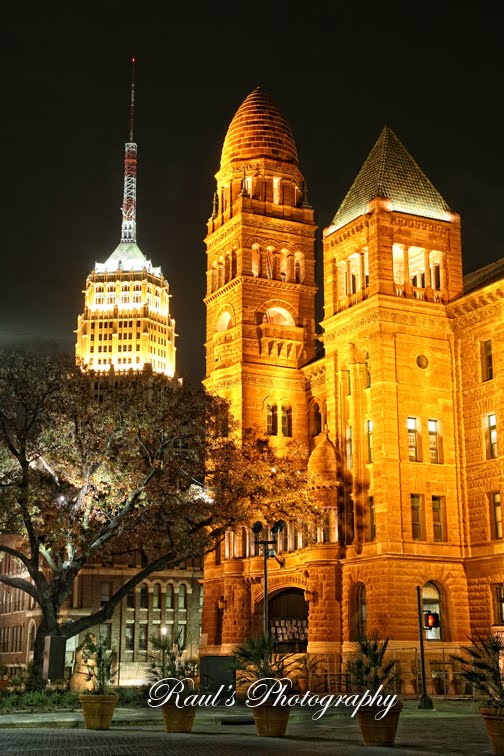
75,60,176,376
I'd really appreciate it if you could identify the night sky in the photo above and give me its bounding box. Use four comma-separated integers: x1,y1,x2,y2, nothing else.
3,4,503,384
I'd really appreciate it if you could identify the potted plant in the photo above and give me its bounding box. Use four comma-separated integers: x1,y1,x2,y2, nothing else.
145,630,199,733
229,632,299,737
79,633,118,730
451,633,504,755
345,630,403,747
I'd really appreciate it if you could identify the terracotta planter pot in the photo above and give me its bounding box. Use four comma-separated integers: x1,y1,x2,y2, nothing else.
480,707,504,755
161,702,196,733
252,704,290,737
356,700,403,747
79,694,118,730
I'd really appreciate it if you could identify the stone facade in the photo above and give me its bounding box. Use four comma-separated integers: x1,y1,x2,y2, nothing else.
200,87,504,688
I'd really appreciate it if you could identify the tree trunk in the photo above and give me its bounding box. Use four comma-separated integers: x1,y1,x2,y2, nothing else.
25,613,59,691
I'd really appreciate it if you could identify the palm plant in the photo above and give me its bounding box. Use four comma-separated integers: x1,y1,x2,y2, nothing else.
145,631,198,685
229,632,300,687
450,632,504,708
81,634,116,695
346,630,401,693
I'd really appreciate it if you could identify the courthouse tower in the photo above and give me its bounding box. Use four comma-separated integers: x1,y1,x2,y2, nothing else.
75,60,176,376
203,87,317,444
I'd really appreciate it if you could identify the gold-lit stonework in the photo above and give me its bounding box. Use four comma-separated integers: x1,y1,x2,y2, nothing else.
200,88,504,693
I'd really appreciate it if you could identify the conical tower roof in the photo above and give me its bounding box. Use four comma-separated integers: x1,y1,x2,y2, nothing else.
220,86,299,169
331,126,451,230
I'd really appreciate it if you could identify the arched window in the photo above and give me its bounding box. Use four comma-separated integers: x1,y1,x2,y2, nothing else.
152,584,161,610
139,584,148,609
423,582,441,640
251,247,260,277
211,262,217,291
121,285,130,304
178,584,187,611
28,622,36,652
313,402,322,436
165,585,174,610
350,583,367,641
267,403,278,436
133,284,141,303
215,311,233,332
282,405,292,437
95,286,104,305
106,286,115,305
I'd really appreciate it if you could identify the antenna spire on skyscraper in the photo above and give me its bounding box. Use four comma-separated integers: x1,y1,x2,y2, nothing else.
121,57,137,244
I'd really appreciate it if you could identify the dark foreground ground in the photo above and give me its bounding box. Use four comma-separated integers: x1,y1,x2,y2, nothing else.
0,698,491,755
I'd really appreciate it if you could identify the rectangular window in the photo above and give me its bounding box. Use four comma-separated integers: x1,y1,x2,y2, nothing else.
411,494,422,540
491,492,502,540
100,582,111,607
125,623,134,651
368,495,376,541
488,413,498,459
432,496,444,542
481,340,493,381
98,623,111,649
408,417,419,461
428,419,439,464
138,623,148,652
493,584,504,624
346,426,353,469
367,420,373,463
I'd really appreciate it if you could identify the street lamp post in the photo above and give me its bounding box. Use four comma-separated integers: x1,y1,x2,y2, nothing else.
416,586,434,710
252,520,286,637
160,625,168,679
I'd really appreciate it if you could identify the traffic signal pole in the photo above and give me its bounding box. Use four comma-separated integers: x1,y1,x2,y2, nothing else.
416,585,434,710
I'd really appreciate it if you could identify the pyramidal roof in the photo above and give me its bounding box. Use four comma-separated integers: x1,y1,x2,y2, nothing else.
95,242,161,276
331,126,452,231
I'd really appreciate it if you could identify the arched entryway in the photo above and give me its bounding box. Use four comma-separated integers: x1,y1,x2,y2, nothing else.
267,588,308,653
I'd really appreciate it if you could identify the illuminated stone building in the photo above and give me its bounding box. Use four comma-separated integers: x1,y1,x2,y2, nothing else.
200,87,504,692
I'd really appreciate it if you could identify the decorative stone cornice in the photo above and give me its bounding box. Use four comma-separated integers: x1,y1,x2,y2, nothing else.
242,373,307,392
449,293,504,330
205,219,241,250
390,215,450,236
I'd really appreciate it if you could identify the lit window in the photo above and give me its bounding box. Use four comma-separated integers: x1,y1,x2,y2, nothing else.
139,584,148,609
491,492,502,540
367,420,373,463
368,496,376,541
266,404,278,436
165,585,174,610
428,419,439,463
281,405,292,437
488,413,498,459
350,583,367,641
312,403,322,436
152,584,161,609
365,353,371,388
493,584,504,624
432,496,445,542
125,623,134,651
481,340,493,381
411,494,422,540
138,623,148,651
98,624,111,649
100,582,111,607
178,584,187,611
423,582,441,640
408,417,419,462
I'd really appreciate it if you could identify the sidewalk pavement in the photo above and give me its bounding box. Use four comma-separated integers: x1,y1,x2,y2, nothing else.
0,697,493,755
